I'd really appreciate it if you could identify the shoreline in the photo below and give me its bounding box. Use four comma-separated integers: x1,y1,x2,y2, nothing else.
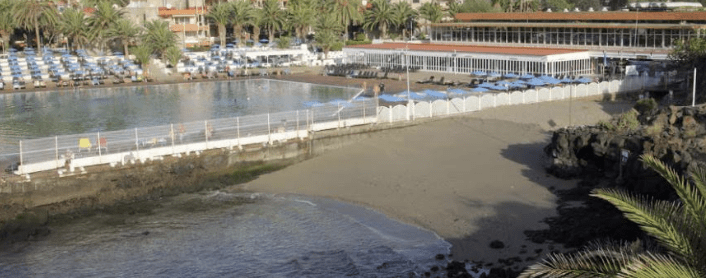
242,96,634,270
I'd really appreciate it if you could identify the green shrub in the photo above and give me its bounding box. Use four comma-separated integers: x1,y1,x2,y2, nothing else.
331,41,344,51
616,109,640,132
597,120,616,131
355,33,367,41
276,36,291,49
634,98,658,115
417,33,426,40
345,40,372,46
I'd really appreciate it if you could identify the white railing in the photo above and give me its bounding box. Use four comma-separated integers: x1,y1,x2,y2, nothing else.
14,76,652,176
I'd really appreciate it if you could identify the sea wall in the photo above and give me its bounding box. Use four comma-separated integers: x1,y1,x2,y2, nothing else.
0,122,411,223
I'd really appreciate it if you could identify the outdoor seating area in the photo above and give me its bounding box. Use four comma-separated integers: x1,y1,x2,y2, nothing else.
177,43,309,79
0,47,145,91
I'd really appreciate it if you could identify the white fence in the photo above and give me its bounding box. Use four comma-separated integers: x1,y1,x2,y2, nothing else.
14,76,651,176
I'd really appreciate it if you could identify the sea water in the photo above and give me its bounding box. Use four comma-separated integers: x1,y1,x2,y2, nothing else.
0,191,452,277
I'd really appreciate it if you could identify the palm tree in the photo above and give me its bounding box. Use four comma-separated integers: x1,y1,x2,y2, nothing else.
13,0,59,50
520,154,706,278
208,2,231,49
287,0,316,42
89,1,123,53
164,46,183,68
106,18,140,57
229,0,254,47
59,8,91,51
418,2,443,38
327,0,362,41
258,0,286,43
315,13,342,59
392,2,417,40
363,0,395,39
143,19,177,60
132,44,152,73
0,0,16,53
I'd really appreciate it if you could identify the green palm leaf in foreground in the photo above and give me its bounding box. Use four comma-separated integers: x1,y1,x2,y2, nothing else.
520,154,706,278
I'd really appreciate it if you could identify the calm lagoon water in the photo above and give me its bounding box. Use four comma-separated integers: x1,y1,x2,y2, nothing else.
0,79,360,156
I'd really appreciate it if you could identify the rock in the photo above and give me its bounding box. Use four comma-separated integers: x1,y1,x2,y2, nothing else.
489,240,505,249
436,254,446,260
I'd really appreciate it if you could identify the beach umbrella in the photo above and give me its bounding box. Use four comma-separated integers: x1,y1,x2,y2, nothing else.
526,78,546,86
303,101,324,107
471,87,489,92
447,88,468,95
9,48,16,52
378,94,405,102
509,82,526,89
471,70,487,76
503,72,518,78
559,77,573,83
423,89,447,99
353,96,371,102
488,72,501,78
576,77,592,83
397,91,425,100
520,73,535,79
259,39,269,43
496,80,512,86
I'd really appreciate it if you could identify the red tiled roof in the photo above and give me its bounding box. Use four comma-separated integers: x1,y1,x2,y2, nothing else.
345,43,583,56
455,11,706,22
434,21,703,29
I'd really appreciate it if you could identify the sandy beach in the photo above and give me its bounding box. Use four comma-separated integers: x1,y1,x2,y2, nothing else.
242,96,633,268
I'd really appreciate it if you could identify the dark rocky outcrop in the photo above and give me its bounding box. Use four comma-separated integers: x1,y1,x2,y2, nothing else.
545,102,706,199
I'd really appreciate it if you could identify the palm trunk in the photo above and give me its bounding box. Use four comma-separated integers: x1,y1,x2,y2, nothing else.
382,23,387,39
123,41,129,57
35,21,41,49
344,20,349,41
219,24,226,48
269,26,274,44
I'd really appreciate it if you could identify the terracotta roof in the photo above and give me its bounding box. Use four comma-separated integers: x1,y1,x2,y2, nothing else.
158,7,208,17
345,43,583,56
434,21,704,29
455,11,706,22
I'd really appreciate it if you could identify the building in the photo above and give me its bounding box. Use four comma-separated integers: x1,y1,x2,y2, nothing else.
125,0,210,48
430,11,706,59
345,43,592,77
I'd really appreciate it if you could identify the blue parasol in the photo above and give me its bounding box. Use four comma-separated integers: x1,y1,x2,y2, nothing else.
503,72,518,78
471,87,489,92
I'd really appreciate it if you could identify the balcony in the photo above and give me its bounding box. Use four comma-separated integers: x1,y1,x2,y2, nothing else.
169,24,209,32
158,7,208,17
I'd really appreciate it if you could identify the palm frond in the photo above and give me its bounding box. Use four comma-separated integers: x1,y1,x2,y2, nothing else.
591,188,698,263
640,155,706,232
617,253,702,278
519,243,638,278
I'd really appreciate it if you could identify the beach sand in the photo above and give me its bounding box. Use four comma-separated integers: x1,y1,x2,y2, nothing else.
242,97,633,268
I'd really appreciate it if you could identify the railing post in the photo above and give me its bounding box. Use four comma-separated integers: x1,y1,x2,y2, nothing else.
97,132,101,158
337,102,341,129
170,124,175,154
134,128,139,155
55,136,59,169
204,120,209,147
19,140,23,174
236,117,241,149
267,113,271,145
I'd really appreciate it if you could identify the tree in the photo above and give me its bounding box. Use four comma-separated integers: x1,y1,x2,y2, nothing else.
287,0,316,42
363,0,395,39
229,0,255,47
164,46,182,68
0,0,16,53
461,0,500,13
669,38,706,102
327,0,363,41
259,0,286,43
276,36,291,49
89,1,123,53
543,0,573,11
13,0,58,50
418,3,443,37
59,8,91,51
520,154,706,278
392,2,417,40
143,20,177,60
208,2,231,49
132,43,152,70
567,0,601,11
106,18,140,57
315,13,343,59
